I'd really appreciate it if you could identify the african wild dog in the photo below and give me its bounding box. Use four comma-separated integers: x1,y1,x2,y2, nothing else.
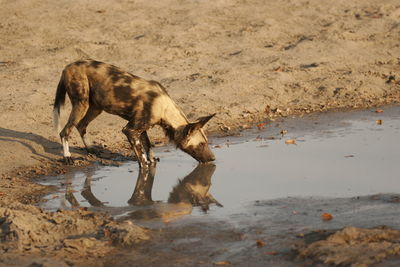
53,60,216,168
168,162,222,211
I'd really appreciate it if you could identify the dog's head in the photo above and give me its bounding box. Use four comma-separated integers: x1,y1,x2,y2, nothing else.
177,114,216,163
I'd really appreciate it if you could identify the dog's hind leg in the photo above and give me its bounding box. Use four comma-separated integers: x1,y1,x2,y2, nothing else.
76,105,102,155
60,99,89,164
59,76,90,164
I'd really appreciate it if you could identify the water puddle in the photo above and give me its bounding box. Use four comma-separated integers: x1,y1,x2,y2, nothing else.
40,106,400,225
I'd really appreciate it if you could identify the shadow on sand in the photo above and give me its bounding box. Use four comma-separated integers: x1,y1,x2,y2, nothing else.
0,127,129,163
0,127,62,161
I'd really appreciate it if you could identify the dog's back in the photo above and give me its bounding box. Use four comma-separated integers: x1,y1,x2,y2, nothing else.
60,60,179,123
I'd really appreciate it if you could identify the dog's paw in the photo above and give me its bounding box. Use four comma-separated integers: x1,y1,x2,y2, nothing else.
128,194,154,206
63,156,74,165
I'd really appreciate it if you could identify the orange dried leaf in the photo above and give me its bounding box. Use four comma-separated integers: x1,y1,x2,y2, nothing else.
256,240,266,247
375,119,382,125
265,251,279,255
214,261,231,266
257,123,267,130
375,109,384,113
285,139,296,145
103,228,111,238
321,213,333,221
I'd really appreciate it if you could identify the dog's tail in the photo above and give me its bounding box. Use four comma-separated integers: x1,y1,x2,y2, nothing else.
53,74,67,134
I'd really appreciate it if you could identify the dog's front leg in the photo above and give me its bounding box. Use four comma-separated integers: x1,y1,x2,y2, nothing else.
140,131,159,164
128,163,156,206
122,126,149,169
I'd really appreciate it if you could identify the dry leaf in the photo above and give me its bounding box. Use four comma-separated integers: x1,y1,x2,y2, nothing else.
214,261,231,266
297,233,305,238
280,130,288,136
274,66,284,72
370,195,380,200
321,213,333,221
285,139,296,145
219,125,231,132
375,119,382,125
256,240,266,247
375,109,384,113
103,228,111,238
240,124,252,129
389,196,400,203
257,123,266,130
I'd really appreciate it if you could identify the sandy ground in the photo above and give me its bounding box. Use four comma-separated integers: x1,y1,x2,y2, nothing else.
1,0,400,265
1,0,400,174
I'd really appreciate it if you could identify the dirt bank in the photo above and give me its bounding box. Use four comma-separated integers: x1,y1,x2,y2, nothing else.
297,226,400,266
1,0,400,174
1,0,400,266
0,202,149,266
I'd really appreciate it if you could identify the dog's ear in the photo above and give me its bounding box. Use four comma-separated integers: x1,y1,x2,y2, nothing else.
196,113,216,128
184,113,216,136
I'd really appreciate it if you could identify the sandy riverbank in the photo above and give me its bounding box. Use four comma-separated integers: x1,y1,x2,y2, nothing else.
1,0,400,266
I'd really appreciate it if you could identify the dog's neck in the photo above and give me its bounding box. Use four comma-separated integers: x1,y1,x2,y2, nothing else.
160,120,187,146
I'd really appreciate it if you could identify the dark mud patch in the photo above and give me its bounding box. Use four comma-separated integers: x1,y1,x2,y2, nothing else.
0,203,149,266
297,226,400,266
98,194,400,267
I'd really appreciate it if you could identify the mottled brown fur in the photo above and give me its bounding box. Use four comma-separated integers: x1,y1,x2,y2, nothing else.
53,60,215,167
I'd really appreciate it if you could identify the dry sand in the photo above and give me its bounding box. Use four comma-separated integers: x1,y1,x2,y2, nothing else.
1,0,400,265
1,0,400,175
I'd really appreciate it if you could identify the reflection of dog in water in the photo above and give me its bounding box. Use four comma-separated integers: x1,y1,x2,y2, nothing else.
168,163,222,212
64,162,222,222
128,162,222,222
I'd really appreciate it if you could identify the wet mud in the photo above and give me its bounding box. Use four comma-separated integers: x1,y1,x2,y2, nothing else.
31,105,400,266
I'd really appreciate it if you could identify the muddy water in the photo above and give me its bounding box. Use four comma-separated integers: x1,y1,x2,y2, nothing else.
40,106,400,223
37,107,400,266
